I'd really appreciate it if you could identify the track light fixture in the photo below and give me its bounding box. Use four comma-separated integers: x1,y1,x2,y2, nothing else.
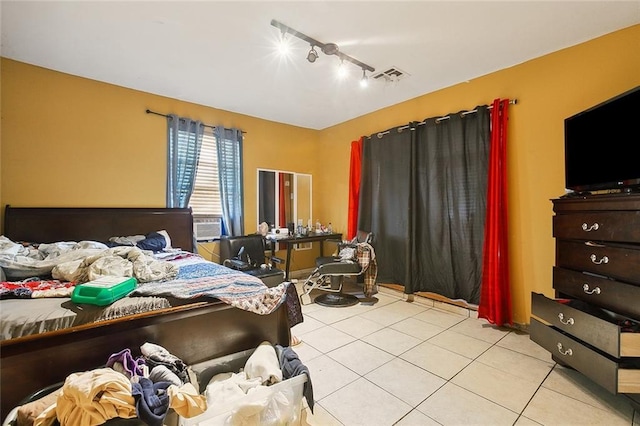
307,46,319,63
271,19,375,77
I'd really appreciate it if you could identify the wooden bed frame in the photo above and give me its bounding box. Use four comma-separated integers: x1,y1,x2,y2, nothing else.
0,206,291,420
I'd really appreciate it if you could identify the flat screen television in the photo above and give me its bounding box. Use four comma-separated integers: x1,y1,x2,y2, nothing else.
564,86,640,193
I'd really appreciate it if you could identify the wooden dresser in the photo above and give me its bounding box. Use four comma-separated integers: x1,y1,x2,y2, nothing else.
530,193,640,394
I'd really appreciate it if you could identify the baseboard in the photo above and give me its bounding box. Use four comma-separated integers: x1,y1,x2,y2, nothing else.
288,268,315,281
378,283,529,332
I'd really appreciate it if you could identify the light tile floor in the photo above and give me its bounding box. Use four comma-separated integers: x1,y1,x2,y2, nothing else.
292,285,640,426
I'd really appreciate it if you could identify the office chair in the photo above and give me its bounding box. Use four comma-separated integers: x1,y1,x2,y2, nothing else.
300,231,374,307
219,235,285,287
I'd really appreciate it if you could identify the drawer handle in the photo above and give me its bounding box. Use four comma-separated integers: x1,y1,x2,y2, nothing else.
558,312,574,325
557,342,573,356
581,222,600,232
590,254,609,265
583,284,601,295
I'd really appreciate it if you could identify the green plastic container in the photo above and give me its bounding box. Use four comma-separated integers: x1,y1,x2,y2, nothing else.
71,276,138,306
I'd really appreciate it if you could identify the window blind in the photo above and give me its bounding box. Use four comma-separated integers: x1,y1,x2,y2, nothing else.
190,132,222,216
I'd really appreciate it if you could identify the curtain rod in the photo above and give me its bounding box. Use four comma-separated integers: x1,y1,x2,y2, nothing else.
369,99,517,139
145,109,246,134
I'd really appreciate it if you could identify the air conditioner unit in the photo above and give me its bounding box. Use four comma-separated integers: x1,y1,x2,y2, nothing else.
194,216,221,241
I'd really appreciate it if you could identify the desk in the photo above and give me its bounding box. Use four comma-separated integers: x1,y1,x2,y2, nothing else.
268,232,342,281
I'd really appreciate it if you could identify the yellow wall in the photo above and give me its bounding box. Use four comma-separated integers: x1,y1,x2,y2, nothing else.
317,24,640,324
1,24,639,324
0,58,319,265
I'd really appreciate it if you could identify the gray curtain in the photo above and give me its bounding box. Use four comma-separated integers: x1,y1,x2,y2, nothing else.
359,127,412,288
359,107,490,304
215,127,244,236
166,115,204,208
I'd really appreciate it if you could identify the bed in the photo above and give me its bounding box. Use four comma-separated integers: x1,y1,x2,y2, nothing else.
0,206,293,421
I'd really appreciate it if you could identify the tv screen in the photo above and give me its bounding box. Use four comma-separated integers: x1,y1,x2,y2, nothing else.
564,86,640,193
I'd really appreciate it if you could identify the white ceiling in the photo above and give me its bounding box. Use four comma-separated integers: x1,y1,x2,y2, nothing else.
2,1,639,130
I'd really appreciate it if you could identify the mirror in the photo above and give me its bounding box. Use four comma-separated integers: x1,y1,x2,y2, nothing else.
257,169,312,233
295,174,311,230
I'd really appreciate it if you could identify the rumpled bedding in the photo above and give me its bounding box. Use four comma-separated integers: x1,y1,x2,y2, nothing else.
0,236,108,280
0,236,178,283
132,254,289,316
0,238,294,340
52,246,178,283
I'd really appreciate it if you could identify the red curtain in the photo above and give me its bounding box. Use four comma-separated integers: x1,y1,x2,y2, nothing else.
478,99,512,326
347,137,363,240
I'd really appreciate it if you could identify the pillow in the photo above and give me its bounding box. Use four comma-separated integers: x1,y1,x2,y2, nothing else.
156,230,172,249
106,230,172,252
136,232,169,252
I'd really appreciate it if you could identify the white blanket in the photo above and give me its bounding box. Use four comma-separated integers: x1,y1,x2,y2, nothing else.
0,237,178,283
52,246,178,283
0,236,106,280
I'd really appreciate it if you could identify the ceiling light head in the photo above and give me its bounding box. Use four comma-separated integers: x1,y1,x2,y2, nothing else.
277,31,291,56
360,69,369,88
307,46,319,63
321,43,339,56
337,60,347,79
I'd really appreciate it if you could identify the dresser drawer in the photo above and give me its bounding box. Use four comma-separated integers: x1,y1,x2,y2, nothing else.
553,211,640,243
532,292,640,358
530,318,640,394
556,240,640,285
553,267,640,320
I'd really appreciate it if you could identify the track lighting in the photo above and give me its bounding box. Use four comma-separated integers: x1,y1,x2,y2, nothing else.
271,19,375,86
307,46,319,63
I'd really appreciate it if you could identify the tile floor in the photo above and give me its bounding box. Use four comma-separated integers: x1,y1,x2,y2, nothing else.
291,285,640,426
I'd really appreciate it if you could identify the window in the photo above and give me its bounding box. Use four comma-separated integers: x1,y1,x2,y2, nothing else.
190,132,222,216
167,114,244,237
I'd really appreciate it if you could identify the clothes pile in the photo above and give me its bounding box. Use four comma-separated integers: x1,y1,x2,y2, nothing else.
10,341,313,426
14,343,206,426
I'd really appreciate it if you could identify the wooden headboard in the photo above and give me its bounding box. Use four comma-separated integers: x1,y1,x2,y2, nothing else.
3,206,195,252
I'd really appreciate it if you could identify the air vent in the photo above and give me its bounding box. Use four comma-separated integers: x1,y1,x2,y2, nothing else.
372,67,409,83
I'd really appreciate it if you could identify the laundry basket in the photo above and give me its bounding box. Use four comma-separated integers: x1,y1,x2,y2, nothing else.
179,349,307,426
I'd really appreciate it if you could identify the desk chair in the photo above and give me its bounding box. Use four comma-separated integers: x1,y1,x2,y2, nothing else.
300,231,374,307
219,235,285,287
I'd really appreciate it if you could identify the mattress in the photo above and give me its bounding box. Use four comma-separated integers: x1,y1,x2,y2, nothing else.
1,295,172,340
